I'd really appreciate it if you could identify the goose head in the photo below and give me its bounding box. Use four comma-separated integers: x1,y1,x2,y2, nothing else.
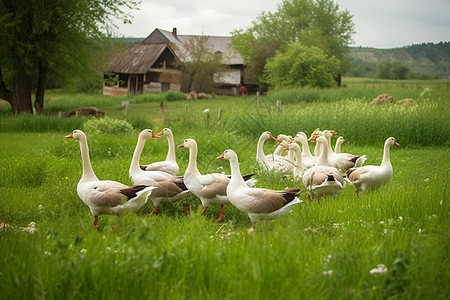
158,128,172,136
65,129,87,141
139,129,160,140
178,138,197,149
260,131,276,141
276,134,293,145
315,135,328,146
295,131,308,140
217,149,237,162
386,137,400,147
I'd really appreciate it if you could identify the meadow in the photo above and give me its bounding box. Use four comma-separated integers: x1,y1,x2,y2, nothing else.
0,79,449,299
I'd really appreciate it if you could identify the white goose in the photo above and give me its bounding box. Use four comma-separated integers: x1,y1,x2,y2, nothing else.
256,131,295,174
218,149,301,234
334,136,345,154
179,138,256,222
129,129,179,183
130,129,190,215
273,134,292,156
347,137,399,196
141,128,179,175
302,136,346,198
284,142,305,180
293,132,316,169
321,130,366,172
65,130,155,229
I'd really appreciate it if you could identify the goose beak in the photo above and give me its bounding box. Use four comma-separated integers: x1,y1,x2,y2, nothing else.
177,143,185,148
269,132,276,140
65,131,74,138
308,134,318,142
394,140,400,146
152,131,160,138
157,130,164,136
217,152,225,160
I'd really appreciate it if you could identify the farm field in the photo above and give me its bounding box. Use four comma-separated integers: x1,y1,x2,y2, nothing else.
0,80,449,299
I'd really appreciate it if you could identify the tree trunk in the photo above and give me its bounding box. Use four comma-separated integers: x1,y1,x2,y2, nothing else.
12,68,33,115
34,59,47,115
0,67,13,104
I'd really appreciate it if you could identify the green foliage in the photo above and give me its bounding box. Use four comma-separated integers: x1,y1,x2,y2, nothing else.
265,44,340,89
231,0,355,88
176,35,226,93
83,117,134,135
347,42,450,79
165,91,186,101
0,0,140,114
376,61,411,80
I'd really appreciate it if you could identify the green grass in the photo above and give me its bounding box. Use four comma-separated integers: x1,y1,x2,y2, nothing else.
0,82,449,299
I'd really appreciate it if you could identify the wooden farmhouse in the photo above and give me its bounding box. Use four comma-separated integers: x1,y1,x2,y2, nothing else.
104,28,247,96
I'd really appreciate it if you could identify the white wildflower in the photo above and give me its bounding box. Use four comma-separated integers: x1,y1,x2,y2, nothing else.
370,264,387,275
418,228,422,233
398,216,403,221
323,270,333,275
22,222,36,234
424,178,430,182
38,205,44,211
44,251,51,257
80,248,87,253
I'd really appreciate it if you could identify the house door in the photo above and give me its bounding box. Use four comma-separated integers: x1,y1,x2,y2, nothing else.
161,82,170,92
129,76,137,94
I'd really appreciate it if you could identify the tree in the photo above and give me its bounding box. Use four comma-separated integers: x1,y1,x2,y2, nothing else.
0,0,138,115
175,35,226,93
376,61,410,79
265,43,340,89
231,0,354,90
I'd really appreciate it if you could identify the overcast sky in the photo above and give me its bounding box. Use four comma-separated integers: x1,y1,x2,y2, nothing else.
114,0,450,49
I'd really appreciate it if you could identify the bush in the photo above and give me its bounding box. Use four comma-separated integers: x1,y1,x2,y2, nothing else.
83,117,134,135
165,91,186,101
265,43,340,89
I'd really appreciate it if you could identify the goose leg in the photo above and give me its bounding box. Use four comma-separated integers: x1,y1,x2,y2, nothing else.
182,202,190,216
215,205,225,222
148,206,159,216
92,216,99,230
248,223,256,234
201,207,208,215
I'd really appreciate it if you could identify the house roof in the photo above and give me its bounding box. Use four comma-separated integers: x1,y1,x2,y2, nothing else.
143,28,245,65
108,43,176,74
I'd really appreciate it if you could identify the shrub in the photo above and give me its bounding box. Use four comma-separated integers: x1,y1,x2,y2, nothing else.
83,117,134,135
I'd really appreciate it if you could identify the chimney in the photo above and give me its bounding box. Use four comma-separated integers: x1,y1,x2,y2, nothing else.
172,27,177,37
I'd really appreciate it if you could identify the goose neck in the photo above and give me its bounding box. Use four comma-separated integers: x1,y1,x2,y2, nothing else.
130,136,146,175
166,133,176,161
381,141,392,167
316,141,329,166
78,137,98,183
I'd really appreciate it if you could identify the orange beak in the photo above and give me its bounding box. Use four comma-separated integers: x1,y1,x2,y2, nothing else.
269,132,276,140
157,130,164,136
65,131,74,138
308,134,318,142
152,131,160,138
394,140,400,146
217,152,225,160
177,143,185,148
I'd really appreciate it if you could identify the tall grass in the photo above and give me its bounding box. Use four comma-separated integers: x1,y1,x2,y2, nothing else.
0,83,449,299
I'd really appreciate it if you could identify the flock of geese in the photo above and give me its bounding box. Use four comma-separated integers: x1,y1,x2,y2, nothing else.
65,128,399,233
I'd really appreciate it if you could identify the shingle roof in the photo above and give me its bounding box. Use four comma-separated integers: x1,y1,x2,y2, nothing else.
144,28,245,65
108,43,172,74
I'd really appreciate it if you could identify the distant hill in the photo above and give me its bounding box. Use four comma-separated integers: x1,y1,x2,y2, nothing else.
346,42,450,78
